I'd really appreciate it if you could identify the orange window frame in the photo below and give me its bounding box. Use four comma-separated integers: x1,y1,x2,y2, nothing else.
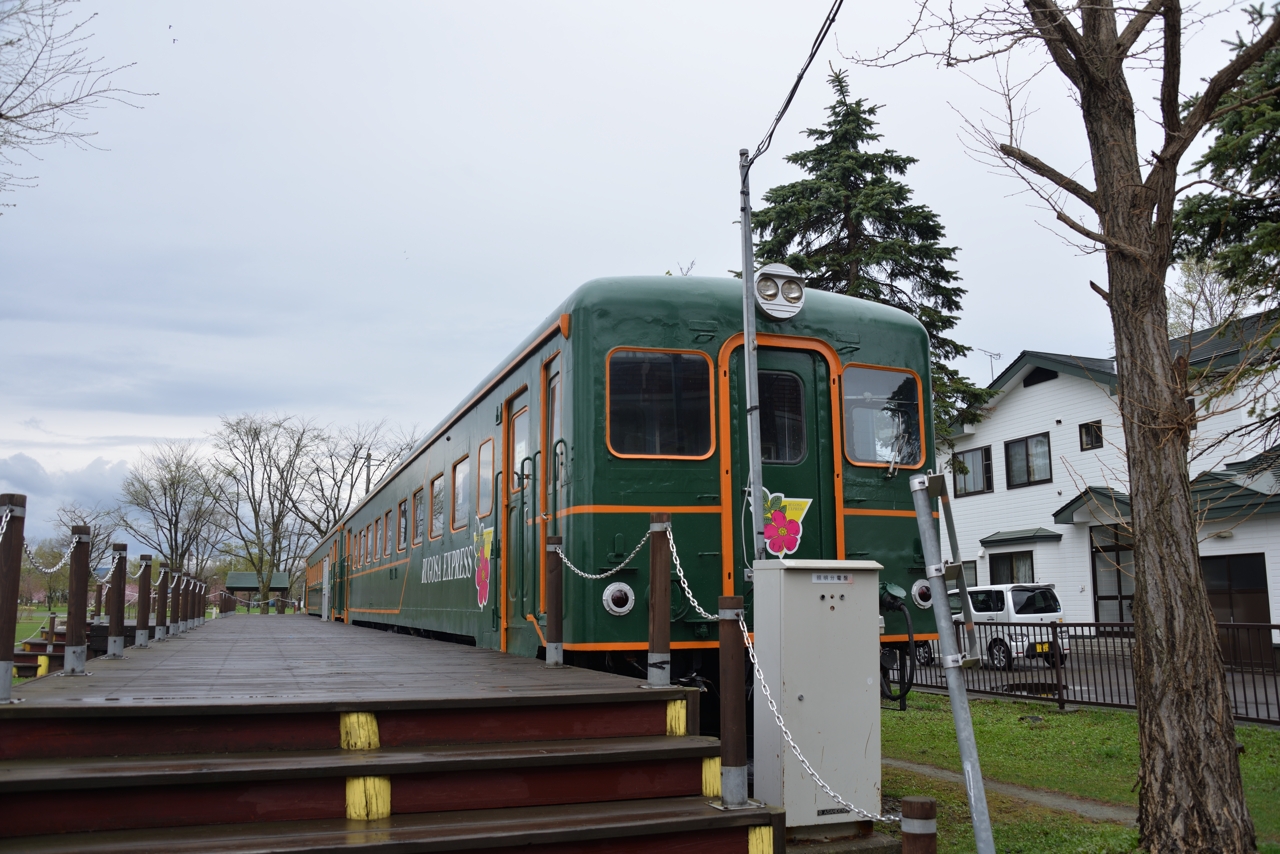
839,361,927,470
477,438,495,520
428,474,445,540
397,500,408,551
384,510,393,556
411,489,424,545
604,346,716,460
451,455,471,533
510,405,530,493
373,519,381,559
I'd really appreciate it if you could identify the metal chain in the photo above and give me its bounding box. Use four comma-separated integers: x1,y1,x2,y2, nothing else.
663,529,899,825
22,539,75,575
554,533,648,581
666,529,716,621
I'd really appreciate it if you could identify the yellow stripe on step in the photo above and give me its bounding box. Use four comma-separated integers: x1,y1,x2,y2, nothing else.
339,711,380,750
702,756,721,798
346,776,391,820
747,825,773,854
665,699,686,736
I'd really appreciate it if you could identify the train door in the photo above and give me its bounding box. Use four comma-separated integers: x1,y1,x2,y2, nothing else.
732,347,837,563
321,556,331,620
504,390,538,651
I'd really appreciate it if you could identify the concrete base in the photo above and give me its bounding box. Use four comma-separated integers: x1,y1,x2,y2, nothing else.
64,645,87,675
153,626,166,642
786,832,900,853
105,636,125,658
135,630,149,649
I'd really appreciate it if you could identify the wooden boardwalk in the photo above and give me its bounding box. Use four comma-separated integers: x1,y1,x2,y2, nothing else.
4,613,680,716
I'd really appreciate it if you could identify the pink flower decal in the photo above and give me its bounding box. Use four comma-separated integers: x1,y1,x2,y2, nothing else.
764,509,801,556
475,553,490,608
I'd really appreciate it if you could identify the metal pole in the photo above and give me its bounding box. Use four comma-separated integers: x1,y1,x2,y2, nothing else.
64,525,90,674
170,574,183,636
739,149,766,566
0,494,27,702
104,544,126,659
718,595,747,807
154,563,168,641
135,555,152,648
545,535,563,667
909,474,994,854
647,513,671,687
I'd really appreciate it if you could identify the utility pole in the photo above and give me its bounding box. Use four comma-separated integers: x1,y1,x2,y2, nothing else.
739,149,767,566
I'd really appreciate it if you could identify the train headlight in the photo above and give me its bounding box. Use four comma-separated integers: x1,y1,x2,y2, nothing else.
602,582,635,616
754,263,805,319
910,579,932,610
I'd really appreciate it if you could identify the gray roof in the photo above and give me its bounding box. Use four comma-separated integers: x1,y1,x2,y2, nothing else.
988,351,1116,394
979,528,1064,547
224,571,290,592
1170,309,1280,370
1052,487,1131,525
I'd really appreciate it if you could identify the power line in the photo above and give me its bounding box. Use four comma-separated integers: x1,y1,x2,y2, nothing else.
743,0,845,183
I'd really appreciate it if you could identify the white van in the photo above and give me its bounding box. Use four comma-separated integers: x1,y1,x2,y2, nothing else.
947,584,1070,670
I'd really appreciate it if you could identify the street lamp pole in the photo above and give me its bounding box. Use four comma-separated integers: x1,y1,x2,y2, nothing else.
739,149,767,566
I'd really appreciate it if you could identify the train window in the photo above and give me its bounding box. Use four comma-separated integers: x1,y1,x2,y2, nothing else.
477,439,494,518
452,456,472,531
412,489,424,544
511,406,530,490
759,371,805,463
398,500,409,550
429,474,446,539
842,365,923,468
607,348,713,458
373,519,381,560
361,528,368,566
384,511,392,556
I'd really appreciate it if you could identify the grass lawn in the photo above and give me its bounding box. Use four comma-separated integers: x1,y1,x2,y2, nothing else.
882,691,1280,852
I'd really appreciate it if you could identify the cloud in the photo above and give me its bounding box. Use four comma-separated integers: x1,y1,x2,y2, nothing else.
0,454,129,541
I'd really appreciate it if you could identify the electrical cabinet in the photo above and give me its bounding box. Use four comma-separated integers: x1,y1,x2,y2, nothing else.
752,558,882,831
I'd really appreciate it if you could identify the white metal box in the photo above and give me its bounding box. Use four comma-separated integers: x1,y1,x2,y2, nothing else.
752,558,882,829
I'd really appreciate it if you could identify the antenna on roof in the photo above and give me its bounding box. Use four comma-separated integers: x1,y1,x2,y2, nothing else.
976,348,1002,382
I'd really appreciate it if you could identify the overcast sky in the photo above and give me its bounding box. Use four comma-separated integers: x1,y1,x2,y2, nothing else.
0,1,1248,540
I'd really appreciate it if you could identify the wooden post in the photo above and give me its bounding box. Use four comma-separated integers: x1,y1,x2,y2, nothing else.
93,582,103,624
45,612,56,654
647,512,671,687
154,563,169,641
545,535,563,667
65,525,90,674
170,574,184,636
718,594,747,807
901,796,938,854
0,494,27,702
135,555,152,648
104,544,127,658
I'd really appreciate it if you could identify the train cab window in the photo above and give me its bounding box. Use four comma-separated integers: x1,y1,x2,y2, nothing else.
412,489,424,544
842,365,922,467
759,371,806,463
607,349,713,458
477,439,494,518
452,456,471,531
429,474,446,539
384,511,392,556
512,406,530,490
398,499,409,550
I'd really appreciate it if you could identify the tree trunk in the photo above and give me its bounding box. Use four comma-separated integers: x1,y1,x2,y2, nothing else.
1082,52,1257,852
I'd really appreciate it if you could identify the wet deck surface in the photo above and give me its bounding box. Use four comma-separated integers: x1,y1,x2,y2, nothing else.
4,615,671,717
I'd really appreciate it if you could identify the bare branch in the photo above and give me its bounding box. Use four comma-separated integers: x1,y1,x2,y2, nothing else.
1160,0,1182,137
998,142,1098,209
1117,0,1166,55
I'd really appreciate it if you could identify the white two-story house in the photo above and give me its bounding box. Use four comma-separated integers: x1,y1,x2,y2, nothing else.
941,314,1279,629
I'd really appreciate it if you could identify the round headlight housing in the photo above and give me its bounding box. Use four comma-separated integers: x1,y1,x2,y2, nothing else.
602,582,635,616
753,263,805,319
911,579,933,610
757,277,779,301
781,279,804,303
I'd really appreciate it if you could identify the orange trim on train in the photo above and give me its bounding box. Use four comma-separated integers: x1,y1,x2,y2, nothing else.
840,360,928,470
882,633,939,643
526,614,547,646
562,638,753,652
557,504,723,517
347,556,410,580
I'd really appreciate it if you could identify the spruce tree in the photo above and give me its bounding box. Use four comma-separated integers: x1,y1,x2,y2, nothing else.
752,69,991,441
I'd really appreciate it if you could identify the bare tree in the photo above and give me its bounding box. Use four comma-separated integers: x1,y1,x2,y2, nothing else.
853,3,1280,850
117,440,224,577
52,500,117,571
207,415,315,613
292,420,420,539
1168,258,1256,337
0,0,145,198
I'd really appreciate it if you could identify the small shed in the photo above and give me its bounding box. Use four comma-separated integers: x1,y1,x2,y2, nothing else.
224,572,291,598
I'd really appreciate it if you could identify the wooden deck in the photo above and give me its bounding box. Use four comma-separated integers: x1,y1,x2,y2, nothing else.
3,614,682,718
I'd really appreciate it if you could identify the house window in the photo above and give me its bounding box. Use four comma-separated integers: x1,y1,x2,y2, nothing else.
1079,421,1102,451
452,456,472,531
412,489,424,544
398,500,409,550
477,439,494,519
953,446,992,496
384,511,392,556
1201,553,1271,623
989,551,1034,584
429,475,445,539
1005,433,1051,488
1091,525,1133,623
607,349,713,458
759,371,806,463
962,560,977,587
842,365,923,467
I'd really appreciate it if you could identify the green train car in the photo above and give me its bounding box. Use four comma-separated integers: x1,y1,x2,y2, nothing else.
305,275,938,682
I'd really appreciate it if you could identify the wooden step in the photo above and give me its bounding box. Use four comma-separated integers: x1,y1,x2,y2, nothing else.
0,700,675,761
2,796,785,854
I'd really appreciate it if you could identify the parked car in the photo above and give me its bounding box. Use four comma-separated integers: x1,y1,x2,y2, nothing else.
947,584,1070,670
